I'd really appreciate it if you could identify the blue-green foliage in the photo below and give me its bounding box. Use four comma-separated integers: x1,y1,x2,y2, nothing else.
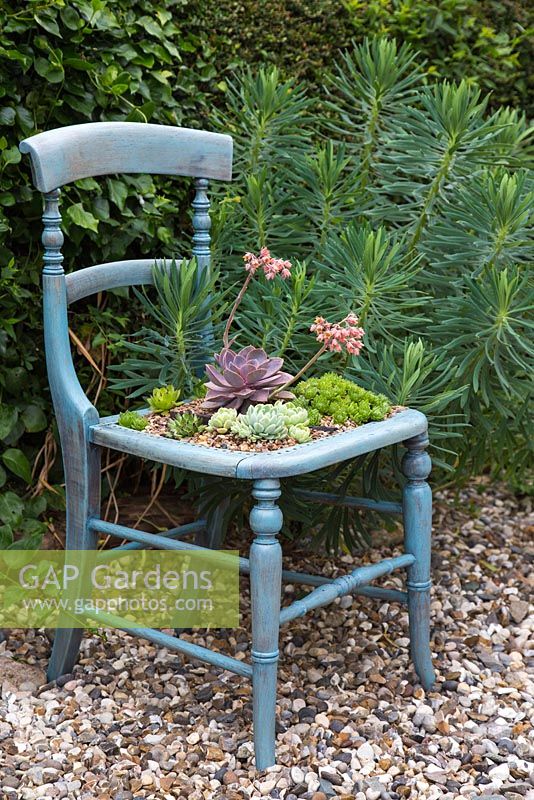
210,46,532,489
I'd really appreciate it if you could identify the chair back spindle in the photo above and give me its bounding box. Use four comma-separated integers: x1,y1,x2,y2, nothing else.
42,189,64,276
192,178,211,273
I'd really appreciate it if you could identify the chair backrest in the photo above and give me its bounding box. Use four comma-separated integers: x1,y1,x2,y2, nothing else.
19,121,233,424
20,121,232,192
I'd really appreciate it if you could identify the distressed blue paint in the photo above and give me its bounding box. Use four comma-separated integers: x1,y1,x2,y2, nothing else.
40,191,101,681
192,178,211,272
88,517,250,573
82,608,252,678
104,520,207,555
20,122,232,191
89,408,428,478
249,479,283,770
281,570,407,602
66,258,181,304
402,432,436,691
279,554,415,624
89,517,407,603
19,121,436,770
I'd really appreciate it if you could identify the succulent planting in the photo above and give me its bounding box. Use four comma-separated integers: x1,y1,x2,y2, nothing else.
294,374,391,425
148,385,181,413
118,410,148,431
204,346,294,412
230,404,313,443
166,413,206,439
274,401,310,427
207,407,238,433
287,424,312,443
232,404,290,442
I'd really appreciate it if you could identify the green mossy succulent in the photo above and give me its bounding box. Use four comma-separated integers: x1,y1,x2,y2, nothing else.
147,385,181,413
207,407,238,434
118,410,148,431
233,404,289,442
294,373,391,425
167,413,206,439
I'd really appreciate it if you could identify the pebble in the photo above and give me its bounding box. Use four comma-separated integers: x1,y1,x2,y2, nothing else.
0,482,529,800
291,766,305,784
412,704,436,733
366,789,381,800
488,763,510,781
509,600,529,623
357,743,375,763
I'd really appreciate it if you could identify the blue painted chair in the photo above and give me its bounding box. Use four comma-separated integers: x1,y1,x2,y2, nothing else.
20,122,435,769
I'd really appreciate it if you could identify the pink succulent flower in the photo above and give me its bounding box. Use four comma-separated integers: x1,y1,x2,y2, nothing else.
243,248,292,280
310,314,365,356
223,249,293,349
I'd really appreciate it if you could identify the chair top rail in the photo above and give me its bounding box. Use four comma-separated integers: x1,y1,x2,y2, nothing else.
20,122,233,192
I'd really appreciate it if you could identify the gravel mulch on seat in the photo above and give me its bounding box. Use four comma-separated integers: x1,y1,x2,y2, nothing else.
0,479,532,800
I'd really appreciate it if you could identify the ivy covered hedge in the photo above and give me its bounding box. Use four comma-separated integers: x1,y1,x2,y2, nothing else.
0,1,532,545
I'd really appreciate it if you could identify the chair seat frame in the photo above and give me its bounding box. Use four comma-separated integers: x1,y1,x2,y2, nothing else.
20,122,435,769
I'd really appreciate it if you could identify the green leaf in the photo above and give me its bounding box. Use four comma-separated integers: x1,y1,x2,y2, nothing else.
21,405,47,433
0,492,24,525
2,448,32,484
0,107,16,125
60,6,82,30
25,495,47,517
1,146,21,166
0,465,6,489
34,56,64,84
136,16,164,38
0,191,16,206
125,101,156,122
64,58,94,71
34,13,62,37
67,203,99,232
16,105,34,133
74,177,100,191
0,405,18,440
0,524,13,548
107,178,129,210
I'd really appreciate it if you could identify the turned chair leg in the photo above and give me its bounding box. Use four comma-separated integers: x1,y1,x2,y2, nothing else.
249,478,283,769
402,432,436,691
48,432,100,681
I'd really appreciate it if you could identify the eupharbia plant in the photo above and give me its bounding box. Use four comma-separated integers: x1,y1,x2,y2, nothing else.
111,38,532,551
211,40,532,492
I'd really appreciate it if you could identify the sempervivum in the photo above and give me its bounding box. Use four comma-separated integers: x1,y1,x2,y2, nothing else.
204,346,294,411
233,404,289,442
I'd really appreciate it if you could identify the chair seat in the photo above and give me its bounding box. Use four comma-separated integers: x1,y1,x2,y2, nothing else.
90,408,427,479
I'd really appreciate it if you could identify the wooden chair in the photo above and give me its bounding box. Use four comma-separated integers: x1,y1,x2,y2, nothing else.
20,122,435,769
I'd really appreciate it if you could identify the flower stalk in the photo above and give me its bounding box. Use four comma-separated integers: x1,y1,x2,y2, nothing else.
269,313,365,399
222,270,253,349
222,247,292,349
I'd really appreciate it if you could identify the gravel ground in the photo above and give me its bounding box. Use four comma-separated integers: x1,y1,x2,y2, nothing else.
0,480,532,800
